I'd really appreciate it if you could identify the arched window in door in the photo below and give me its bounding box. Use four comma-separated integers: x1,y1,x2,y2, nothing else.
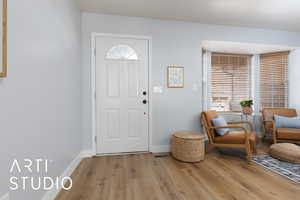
106,45,138,60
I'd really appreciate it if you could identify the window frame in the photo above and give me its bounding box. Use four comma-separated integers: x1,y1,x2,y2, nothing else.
258,51,289,110
208,52,253,112
203,50,290,114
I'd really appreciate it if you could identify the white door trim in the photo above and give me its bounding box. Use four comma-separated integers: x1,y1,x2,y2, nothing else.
90,32,153,156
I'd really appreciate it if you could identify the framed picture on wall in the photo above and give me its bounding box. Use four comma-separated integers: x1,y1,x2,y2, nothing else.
0,0,7,78
167,66,184,88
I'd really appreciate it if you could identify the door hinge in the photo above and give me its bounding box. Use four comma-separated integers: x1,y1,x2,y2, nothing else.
94,48,96,56
94,136,97,144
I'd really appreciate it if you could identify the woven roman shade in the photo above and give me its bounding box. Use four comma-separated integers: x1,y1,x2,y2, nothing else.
209,53,251,111
260,52,289,108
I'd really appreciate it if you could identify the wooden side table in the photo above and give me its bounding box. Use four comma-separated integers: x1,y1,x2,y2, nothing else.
171,131,205,162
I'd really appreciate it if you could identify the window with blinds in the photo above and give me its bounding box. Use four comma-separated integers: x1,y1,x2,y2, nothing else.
259,52,289,108
209,54,251,111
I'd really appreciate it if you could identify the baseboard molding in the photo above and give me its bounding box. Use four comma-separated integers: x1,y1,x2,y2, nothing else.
150,145,170,153
41,151,85,200
79,149,94,158
0,193,9,200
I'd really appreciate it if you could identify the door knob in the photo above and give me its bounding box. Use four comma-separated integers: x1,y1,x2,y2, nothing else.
142,100,147,104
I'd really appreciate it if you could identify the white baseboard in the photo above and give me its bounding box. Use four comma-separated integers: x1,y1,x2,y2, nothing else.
41,151,85,200
0,193,9,200
79,149,94,158
150,145,170,153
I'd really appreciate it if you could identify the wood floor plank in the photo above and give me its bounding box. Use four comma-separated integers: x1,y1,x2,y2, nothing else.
162,158,215,200
55,143,300,200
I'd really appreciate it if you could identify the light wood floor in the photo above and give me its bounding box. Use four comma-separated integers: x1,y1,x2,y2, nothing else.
55,142,300,200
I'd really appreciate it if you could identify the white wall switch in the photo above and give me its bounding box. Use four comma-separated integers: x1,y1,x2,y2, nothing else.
153,86,163,93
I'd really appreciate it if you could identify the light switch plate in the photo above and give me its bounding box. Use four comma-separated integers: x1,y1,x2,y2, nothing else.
153,86,163,93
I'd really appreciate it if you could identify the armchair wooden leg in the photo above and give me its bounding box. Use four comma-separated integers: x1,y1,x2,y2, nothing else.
253,142,257,154
246,143,252,164
206,144,216,153
252,144,257,154
273,131,278,144
273,135,277,144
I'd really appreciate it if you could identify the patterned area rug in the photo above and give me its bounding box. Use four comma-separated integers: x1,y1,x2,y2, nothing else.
253,155,300,184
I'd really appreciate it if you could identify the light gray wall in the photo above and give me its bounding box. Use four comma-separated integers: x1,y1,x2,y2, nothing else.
289,49,300,112
0,0,82,199
82,12,300,150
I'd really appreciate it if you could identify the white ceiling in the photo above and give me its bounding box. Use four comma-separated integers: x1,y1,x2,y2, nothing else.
77,0,300,32
202,41,296,54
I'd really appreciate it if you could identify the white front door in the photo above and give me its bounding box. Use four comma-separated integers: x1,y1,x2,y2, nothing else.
95,36,149,154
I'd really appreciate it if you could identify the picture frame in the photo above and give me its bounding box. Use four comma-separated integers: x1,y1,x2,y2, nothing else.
0,0,7,78
167,66,184,88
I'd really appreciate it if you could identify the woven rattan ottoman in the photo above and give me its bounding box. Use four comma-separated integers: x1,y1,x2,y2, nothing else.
171,131,205,162
269,143,300,164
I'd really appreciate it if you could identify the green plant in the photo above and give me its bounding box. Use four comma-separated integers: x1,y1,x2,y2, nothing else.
240,99,253,107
